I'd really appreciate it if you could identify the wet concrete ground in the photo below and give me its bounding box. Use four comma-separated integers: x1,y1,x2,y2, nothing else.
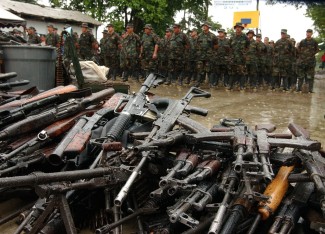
127,71,325,146
0,72,324,233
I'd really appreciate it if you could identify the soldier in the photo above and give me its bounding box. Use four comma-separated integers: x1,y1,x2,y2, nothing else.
289,38,298,91
184,28,198,84
228,22,249,91
245,30,258,89
215,28,230,87
45,24,59,47
271,29,294,91
157,28,172,78
296,29,319,93
27,26,41,44
104,24,121,81
99,29,108,66
140,24,159,77
263,37,274,87
120,23,141,82
77,22,97,60
165,23,190,85
195,21,218,87
255,34,267,87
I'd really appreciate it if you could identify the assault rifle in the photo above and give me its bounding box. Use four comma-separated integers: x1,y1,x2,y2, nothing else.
0,88,114,140
0,88,92,128
113,85,211,207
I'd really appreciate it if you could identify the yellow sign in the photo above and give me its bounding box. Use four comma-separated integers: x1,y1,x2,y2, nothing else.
233,11,260,28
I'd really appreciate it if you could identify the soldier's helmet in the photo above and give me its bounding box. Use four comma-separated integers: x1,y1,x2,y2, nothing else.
144,24,153,30
81,23,89,28
234,22,244,29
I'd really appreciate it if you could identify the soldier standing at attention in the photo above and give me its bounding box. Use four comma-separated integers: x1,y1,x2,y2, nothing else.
104,24,121,81
195,21,218,87
289,38,298,91
99,29,108,66
78,22,97,60
263,37,274,88
27,26,41,44
296,29,319,93
255,34,267,88
245,30,258,90
140,24,159,77
228,22,249,91
271,29,293,91
215,28,230,87
157,28,172,78
45,24,59,47
166,23,190,85
184,28,198,84
120,23,141,82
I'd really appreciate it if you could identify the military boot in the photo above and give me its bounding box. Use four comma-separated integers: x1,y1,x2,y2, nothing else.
111,68,116,81
308,79,314,93
122,71,128,82
297,78,303,92
165,72,172,85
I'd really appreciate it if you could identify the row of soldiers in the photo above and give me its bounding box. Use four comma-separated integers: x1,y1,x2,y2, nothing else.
98,21,319,93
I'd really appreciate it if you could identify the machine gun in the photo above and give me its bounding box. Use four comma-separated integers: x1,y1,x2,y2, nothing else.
113,86,211,207
0,88,114,140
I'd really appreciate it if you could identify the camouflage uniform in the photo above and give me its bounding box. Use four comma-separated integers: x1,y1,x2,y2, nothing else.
120,29,141,81
289,39,298,90
245,31,259,88
99,31,108,66
263,40,274,86
78,31,96,60
158,30,172,77
166,24,190,85
296,30,319,92
184,30,198,84
215,29,230,87
28,33,41,44
195,23,218,87
45,32,59,47
228,23,249,90
104,31,121,80
140,25,160,76
271,29,294,91
255,35,267,87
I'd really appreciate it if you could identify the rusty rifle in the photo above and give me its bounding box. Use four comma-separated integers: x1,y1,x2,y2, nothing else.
0,88,114,140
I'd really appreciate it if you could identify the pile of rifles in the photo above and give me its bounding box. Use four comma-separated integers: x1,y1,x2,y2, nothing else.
0,73,324,234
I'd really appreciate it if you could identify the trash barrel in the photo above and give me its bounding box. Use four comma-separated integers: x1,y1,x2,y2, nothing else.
1,45,57,90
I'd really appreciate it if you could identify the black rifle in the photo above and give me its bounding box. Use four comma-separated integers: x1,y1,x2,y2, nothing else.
0,80,30,90
113,86,211,207
0,88,114,140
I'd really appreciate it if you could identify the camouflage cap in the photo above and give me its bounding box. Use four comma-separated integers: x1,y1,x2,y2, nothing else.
165,28,173,32
126,23,134,28
144,24,153,30
246,30,255,36
102,29,108,34
286,34,291,38
28,26,36,31
256,33,262,38
53,27,58,30
270,40,274,43
234,22,244,29
306,29,313,33
173,23,181,28
291,38,296,42
201,21,211,28
281,29,287,34
81,22,89,28
47,24,54,28
107,23,114,27
218,28,226,33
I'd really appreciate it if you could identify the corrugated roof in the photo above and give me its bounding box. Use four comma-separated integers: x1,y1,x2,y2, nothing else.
0,0,101,26
0,7,26,28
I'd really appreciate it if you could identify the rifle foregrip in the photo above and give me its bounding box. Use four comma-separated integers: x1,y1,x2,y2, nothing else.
106,112,132,141
65,132,91,155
